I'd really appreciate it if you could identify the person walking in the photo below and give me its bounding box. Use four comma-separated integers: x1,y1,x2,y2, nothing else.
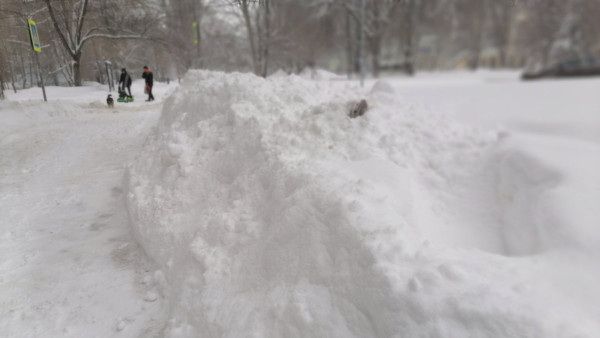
142,65,154,101
118,68,132,98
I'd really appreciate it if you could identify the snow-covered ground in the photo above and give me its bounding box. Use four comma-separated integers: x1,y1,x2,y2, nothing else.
1,71,599,338
1,80,174,337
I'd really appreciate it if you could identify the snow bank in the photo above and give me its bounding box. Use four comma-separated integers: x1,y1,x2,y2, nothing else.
126,70,599,337
495,134,600,255
0,100,88,135
298,67,346,81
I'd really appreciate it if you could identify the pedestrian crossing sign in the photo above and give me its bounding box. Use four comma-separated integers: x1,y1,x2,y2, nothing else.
28,19,42,52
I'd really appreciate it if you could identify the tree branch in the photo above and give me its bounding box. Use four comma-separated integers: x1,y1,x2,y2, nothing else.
79,33,144,47
75,0,89,44
43,0,76,57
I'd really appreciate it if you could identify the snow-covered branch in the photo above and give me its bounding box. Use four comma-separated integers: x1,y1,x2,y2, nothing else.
80,33,144,46
43,0,76,57
75,0,89,44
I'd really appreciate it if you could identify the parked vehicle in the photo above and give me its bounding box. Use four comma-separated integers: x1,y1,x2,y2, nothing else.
521,58,600,80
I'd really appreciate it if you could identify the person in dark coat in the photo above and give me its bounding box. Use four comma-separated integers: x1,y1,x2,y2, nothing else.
142,66,154,101
118,68,132,98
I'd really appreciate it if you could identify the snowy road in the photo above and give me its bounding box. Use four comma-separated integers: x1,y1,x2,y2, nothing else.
1,102,163,337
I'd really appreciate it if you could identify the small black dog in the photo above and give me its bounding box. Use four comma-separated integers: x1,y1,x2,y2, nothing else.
107,94,114,108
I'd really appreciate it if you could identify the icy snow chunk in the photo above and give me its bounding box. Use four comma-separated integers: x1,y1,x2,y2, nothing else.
271,69,288,78
370,80,395,96
369,80,397,106
116,319,127,331
143,291,158,302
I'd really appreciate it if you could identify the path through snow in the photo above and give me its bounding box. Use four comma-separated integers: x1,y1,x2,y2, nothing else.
1,100,163,337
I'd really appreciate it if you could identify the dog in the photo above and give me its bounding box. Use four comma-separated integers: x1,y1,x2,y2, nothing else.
106,94,114,108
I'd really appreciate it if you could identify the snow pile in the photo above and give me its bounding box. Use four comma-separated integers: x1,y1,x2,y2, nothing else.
126,71,600,337
299,67,346,81
0,100,90,135
495,134,600,255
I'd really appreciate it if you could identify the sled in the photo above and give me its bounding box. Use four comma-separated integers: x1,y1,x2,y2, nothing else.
117,89,134,103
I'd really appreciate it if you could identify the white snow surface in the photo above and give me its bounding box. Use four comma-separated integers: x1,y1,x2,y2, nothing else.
1,81,174,337
2,70,599,337
125,71,600,337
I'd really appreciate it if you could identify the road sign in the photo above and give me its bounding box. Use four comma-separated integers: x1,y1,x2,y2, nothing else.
28,19,42,52
192,22,199,45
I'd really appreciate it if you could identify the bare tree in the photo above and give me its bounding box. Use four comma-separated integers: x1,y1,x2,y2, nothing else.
42,0,159,86
398,0,416,75
257,0,271,77
2,0,597,88
0,50,5,99
190,0,204,68
233,0,260,74
338,0,406,77
519,0,566,67
229,0,272,76
488,0,515,67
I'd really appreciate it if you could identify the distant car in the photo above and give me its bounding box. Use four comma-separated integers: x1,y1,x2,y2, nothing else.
521,58,600,80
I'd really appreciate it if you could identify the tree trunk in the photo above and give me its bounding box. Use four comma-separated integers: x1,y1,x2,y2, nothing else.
11,72,17,93
0,77,5,100
51,43,74,86
260,0,270,77
94,48,104,84
256,3,263,75
9,56,17,93
491,3,512,68
345,11,354,78
369,1,381,78
354,7,361,74
239,0,259,75
29,55,35,88
403,0,415,76
20,49,27,88
192,0,203,68
468,0,486,70
542,38,553,68
370,36,381,78
73,53,82,86
52,70,59,86
358,0,366,86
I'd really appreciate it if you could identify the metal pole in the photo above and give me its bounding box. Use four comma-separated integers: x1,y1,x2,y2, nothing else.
34,52,47,102
27,19,46,101
105,61,113,92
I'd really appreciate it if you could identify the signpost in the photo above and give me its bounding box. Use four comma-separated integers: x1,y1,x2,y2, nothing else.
192,21,201,68
28,19,42,52
192,22,200,46
27,19,47,102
